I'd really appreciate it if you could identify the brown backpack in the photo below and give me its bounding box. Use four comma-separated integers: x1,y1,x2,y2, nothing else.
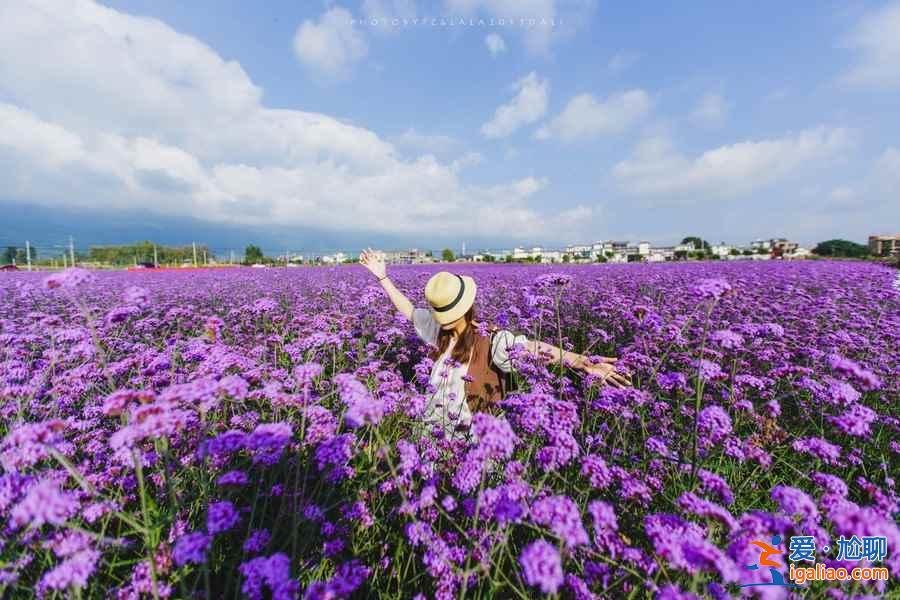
463,324,512,414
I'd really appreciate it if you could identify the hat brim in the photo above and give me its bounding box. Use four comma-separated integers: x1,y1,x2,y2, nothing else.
430,275,477,325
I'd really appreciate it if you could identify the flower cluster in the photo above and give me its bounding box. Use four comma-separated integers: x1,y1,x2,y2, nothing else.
0,261,895,597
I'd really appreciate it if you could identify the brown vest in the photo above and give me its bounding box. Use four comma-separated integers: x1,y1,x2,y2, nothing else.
463,324,510,414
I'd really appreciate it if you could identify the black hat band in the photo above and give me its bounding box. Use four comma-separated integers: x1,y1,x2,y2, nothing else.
433,274,465,312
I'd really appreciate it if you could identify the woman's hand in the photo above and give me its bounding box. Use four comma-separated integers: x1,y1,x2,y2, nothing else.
580,356,632,388
359,247,387,279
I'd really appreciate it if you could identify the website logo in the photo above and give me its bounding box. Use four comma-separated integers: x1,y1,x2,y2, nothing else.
738,534,890,588
739,535,801,588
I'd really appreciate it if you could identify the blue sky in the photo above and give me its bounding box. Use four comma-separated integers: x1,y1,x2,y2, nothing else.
1,0,898,255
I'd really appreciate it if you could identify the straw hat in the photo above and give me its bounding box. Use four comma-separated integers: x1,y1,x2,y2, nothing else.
424,271,477,325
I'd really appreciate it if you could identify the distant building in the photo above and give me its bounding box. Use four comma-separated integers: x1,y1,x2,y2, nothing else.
869,234,900,257
540,251,562,263
383,249,431,264
770,238,799,255
565,244,592,261
649,246,676,262
321,252,348,264
512,246,529,260
786,247,811,259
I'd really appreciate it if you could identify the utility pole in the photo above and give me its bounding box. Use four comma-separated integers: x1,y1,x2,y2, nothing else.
62,252,67,269
192,242,198,267
25,240,32,271
153,244,159,268
203,250,208,265
230,250,234,265
69,236,75,266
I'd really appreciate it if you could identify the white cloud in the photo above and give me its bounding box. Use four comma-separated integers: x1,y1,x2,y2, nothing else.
481,72,549,139
829,186,856,201
450,151,484,172
819,147,899,213
390,128,461,156
613,127,855,198
875,146,900,175
0,0,587,240
608,51,640,73
485,33,507,57
839,1,900,88
690,92,729,127
535,89,651,141
825,185,862,211
292,6,368,79
869,146,900,197
0,104,85,166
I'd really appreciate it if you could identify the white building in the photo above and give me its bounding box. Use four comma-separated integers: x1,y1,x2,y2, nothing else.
383,249,431,264
649,247,676,262
540,251,562,263
786,247,811,259
512,246,530,260
321,252,348,264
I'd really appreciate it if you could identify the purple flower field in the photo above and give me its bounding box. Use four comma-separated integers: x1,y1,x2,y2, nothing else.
1,260,897,599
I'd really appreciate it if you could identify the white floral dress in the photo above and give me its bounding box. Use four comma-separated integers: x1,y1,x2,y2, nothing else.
412,307,528,437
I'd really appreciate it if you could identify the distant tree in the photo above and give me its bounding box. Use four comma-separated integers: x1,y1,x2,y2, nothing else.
681,236,710,251
729,248,740,256
562,254,571,263
605,251,614,259
2,246,17,265
244,244,265,264
483,254,495,262
504,255,513,263
742,249,753,256
425,250,433,257
441,248,455,262
812,239,870,258
674,250,688,261
755,247,769,255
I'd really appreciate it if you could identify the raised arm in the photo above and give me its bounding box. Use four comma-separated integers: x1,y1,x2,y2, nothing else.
522,338,632,388
358,247,414,320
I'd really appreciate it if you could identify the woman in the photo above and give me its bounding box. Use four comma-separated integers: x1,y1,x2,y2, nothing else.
358,248,631,437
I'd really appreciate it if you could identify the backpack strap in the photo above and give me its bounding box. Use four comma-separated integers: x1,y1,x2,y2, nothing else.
486,323,512,399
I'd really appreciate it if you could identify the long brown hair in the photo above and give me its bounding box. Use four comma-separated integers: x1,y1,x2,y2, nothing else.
428,305,478,364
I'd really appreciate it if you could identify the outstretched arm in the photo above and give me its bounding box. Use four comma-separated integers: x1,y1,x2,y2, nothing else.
359,248,414,320
521,338,632,388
